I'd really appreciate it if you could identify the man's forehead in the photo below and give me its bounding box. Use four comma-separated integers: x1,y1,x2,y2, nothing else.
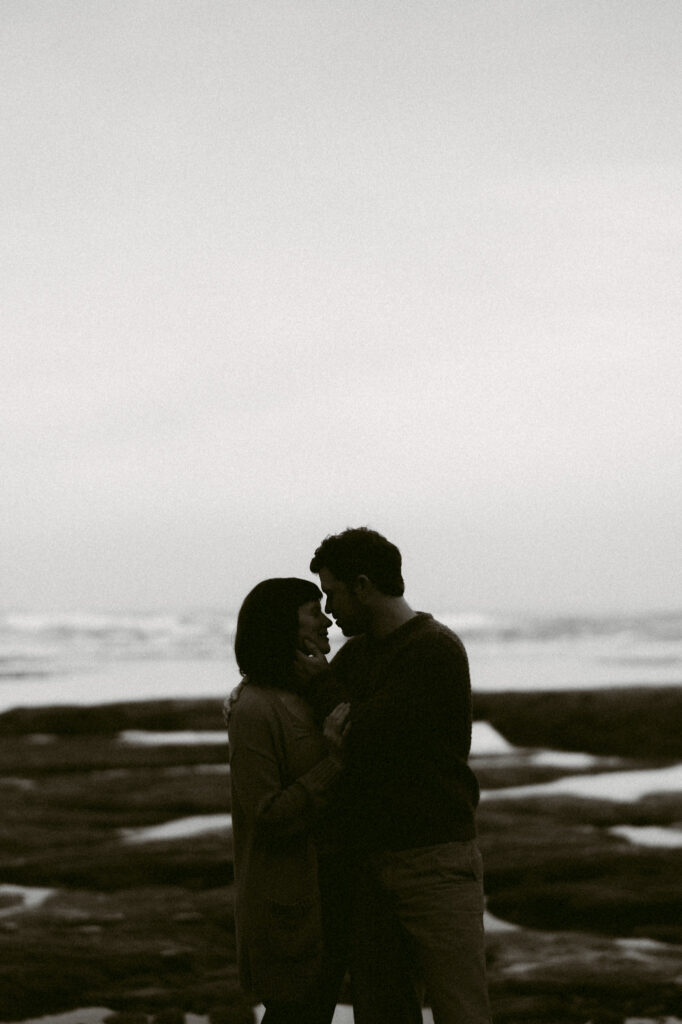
318,568,344,591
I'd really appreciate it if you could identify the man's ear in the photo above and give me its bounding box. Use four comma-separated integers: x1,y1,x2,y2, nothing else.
352,575,373,602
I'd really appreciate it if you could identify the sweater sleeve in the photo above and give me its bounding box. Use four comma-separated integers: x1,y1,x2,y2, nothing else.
228,697,342,841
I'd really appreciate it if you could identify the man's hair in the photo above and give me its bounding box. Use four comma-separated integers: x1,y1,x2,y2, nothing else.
234,577,322,689
310,527,405,597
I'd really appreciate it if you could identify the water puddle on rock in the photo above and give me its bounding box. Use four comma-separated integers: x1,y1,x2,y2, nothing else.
120,813,232,843
0,884,54,918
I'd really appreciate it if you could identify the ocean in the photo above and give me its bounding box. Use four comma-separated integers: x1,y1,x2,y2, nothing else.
0,608,680,712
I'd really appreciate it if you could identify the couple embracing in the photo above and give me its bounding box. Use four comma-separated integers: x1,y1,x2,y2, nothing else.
225,528,491,1024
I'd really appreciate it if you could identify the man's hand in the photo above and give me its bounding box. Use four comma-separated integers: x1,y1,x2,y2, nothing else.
294,639,329,685
323,702,351,765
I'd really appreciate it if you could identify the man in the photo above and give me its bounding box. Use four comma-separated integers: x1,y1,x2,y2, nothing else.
300,527,491,1024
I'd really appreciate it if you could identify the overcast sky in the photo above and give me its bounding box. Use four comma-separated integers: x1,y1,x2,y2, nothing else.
3,0,681,615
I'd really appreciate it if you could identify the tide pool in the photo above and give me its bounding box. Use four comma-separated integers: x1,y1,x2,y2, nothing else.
483,762,682,802
610,824,682,848
120,813,232,843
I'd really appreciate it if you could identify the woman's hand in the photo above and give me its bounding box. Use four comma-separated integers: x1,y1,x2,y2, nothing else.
323,702,351,766
294,639,329,685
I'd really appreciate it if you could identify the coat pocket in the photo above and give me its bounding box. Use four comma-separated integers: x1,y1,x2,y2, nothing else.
265,893,323,963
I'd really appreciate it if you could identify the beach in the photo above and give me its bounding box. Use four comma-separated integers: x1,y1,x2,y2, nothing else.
1,610,680,1023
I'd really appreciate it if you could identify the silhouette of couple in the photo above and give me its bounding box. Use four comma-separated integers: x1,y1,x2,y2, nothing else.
225,528,491,1024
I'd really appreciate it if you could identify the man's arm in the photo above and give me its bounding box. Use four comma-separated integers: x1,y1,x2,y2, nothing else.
295,642,350,723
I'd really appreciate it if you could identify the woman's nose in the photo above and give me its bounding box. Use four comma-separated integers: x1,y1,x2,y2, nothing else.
323,613,332,627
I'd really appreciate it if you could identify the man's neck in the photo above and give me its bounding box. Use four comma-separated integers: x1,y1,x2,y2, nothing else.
367,597,417,639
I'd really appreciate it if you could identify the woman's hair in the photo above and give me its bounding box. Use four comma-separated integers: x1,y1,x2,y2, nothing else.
234,577,322,689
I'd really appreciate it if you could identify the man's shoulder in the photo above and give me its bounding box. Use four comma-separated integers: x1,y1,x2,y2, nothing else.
400,616,471,695
405,613,467,652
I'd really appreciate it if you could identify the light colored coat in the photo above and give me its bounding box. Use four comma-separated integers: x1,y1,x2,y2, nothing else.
226,683,342,1003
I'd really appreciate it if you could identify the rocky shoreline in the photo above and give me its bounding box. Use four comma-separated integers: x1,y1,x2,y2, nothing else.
1,689,680,1023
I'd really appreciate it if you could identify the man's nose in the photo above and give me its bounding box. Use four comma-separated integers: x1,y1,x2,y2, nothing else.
323,613,332,627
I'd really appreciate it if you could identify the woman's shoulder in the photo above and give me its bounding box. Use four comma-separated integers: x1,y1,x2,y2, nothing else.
225,682,283,725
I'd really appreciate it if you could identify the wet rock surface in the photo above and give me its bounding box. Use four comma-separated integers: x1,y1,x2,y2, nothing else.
0,691,680,1023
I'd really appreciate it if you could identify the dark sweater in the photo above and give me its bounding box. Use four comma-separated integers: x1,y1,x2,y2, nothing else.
312,612,480,854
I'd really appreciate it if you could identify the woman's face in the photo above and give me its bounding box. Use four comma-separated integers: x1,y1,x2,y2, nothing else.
296,600,332,655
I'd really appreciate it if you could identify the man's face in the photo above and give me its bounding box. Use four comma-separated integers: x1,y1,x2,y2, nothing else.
318,568,367,637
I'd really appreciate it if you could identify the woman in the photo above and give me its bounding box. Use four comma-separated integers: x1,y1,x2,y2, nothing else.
225,578,350,1024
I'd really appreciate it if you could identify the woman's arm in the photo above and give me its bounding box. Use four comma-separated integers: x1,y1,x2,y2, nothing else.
228,698,343,841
